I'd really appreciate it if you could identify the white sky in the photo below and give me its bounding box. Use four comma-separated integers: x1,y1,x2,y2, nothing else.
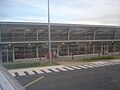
0,0,120,25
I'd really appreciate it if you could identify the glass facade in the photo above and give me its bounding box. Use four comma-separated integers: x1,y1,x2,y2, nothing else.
1,45,13,63
0,22,120,62
14,45,36,59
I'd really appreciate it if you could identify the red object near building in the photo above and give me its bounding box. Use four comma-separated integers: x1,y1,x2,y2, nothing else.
45,52,53,59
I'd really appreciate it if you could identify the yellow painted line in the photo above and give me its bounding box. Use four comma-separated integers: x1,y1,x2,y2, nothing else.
24,76,44,88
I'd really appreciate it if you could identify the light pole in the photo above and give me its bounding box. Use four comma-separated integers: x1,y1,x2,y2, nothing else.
48,0,52,64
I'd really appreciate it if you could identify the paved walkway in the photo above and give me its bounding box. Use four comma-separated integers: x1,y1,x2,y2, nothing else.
54,60,88,66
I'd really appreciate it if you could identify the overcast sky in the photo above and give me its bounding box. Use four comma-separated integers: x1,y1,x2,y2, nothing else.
0,0,120,25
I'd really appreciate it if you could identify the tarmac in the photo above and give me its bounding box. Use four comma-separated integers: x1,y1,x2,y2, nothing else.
1,59,120,89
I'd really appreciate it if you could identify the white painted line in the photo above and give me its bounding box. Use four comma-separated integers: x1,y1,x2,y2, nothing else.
77,65,88,69
24,76,44,88
112,60,120,62
8,71,16,77
70,66,81,69
83,65,94,68
117,62,120,64
92,62,107,65
17,71,26,76
116,62,120,64
26,71,35,75
49,68,60,72
108,62,116,65
34,70,44,74
110,64,117,65
63,67,75,70
110,62,120,65
41,69,52,73
100,63,111,66
56,67,68,71
103,62,117,66
94,63,106,66
87,64,100,67
113,62,120,64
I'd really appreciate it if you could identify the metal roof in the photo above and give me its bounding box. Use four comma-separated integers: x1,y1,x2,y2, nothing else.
0,22,120,28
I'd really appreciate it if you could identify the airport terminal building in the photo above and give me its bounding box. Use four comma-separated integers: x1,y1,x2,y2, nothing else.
0,22,120,63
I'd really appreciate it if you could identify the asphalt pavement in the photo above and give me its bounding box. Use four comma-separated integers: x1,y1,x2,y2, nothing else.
15,64,120,90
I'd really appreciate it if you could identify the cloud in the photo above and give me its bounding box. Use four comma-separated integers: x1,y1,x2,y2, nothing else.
0,16,48,23
14,0,47,10
0,0,120,25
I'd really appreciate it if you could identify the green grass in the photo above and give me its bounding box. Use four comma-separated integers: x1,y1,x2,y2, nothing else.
82,56,114,62
3,61,59,70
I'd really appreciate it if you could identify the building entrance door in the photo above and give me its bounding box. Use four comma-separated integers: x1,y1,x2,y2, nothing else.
2,49,13,63
102,45,108,55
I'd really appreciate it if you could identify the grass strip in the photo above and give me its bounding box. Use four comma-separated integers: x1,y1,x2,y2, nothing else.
3,61,58,69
